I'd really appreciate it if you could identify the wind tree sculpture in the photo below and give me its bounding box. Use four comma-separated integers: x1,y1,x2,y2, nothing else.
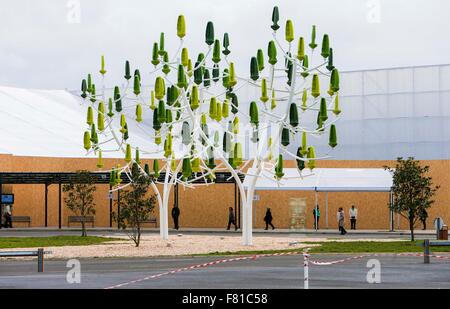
79,6,341,245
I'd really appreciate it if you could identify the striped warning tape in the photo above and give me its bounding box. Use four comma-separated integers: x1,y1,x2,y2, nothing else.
308,254,368,266
396,252,450,260
302,251,450,289
306,252,450,266
104,250,450,289
104,251,301,289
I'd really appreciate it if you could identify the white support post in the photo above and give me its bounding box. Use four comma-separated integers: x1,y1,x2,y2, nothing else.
303,251,309,289
160,164,172,240
242,188,247,244
159,160,182,241
242,163,262,246
149,181,164,239
161,192,169,240
247,198,253,245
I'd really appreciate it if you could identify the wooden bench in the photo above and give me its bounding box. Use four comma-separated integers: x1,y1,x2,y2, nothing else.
11,216,31,227
138,217,157,227
68,216,95,227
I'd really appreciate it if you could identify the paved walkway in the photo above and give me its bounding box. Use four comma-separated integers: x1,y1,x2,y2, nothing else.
0,227,436,239
0,227,436,234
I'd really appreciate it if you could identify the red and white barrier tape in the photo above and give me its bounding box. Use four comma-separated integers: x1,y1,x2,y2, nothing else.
308,254,368,266
306,252,450,266
104,250,450,289
104,251,301,289
396,252,450,260
302,251,450,289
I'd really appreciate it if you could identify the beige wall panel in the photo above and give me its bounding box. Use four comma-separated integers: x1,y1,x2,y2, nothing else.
1,155,448,230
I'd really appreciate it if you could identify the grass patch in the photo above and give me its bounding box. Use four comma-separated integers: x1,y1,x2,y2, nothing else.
190,248,303,257
0,236,118,249
191,241,450,257
306,241,450,254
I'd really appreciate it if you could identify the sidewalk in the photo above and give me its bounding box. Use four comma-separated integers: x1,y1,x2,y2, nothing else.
0,227,437,236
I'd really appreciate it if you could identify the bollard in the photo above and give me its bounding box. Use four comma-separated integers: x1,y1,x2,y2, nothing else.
303,252,309,289
37,248,44,272
424,240,430,264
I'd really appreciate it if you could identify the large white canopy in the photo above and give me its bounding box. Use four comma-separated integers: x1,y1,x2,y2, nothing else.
0,86,159,158
243,168,393,192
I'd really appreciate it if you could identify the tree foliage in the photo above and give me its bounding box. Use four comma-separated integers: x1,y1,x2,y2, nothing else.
113,163,157,247
63,170,97,237
385,157,439,241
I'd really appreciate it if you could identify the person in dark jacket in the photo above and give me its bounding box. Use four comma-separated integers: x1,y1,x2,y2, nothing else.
227,207,237,231
264,208,275,230
171,206,180,230
419,208,428,230
313,205,320,230
338,207,347,235
3,212,12,228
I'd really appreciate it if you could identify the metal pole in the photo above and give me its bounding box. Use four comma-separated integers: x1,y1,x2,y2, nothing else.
238,186,241,229
325,192,329,229
314,191,318,231
58,183,62,229
234,181,240,226
424,239,430,264
253,191,257,227
109,185,113,228
389,191,394,232
45,184,48,228
37,248,44,272
173,182,176,208
176,183,179,208
436,218,442,240
117,189,121,230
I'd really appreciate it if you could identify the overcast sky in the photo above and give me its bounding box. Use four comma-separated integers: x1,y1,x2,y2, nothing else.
0,0,449,90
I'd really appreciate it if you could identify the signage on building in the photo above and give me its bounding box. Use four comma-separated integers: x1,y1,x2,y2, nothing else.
1,194,14,204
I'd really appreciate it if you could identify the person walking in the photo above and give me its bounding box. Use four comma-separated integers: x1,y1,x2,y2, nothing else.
349,205,358,230
419,208,428,230
3,207,12,229
313,205,320,230
1,212,6,228
227,207,237,231
264,208,275,230
171,205,180,230
338,207,347,235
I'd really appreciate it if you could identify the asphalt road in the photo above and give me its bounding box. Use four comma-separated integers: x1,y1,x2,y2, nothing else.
1,254,449,289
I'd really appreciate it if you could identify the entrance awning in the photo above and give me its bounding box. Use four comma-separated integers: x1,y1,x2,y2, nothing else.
243,168,393,192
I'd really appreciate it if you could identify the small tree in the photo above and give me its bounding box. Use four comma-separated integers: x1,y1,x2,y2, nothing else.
114,164,157,247
63,170,97,237
385,157,439,241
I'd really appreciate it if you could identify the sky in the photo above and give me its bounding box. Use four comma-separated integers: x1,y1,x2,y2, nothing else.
0,0,449,90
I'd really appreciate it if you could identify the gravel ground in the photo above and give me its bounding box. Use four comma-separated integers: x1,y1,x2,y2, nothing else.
0,234,409,259
0,235,308,259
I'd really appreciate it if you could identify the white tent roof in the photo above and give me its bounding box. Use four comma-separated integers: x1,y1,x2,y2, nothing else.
0,86,159,158
243,168,393,192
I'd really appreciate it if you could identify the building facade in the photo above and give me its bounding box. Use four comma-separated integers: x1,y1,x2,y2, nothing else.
1,64,449,230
